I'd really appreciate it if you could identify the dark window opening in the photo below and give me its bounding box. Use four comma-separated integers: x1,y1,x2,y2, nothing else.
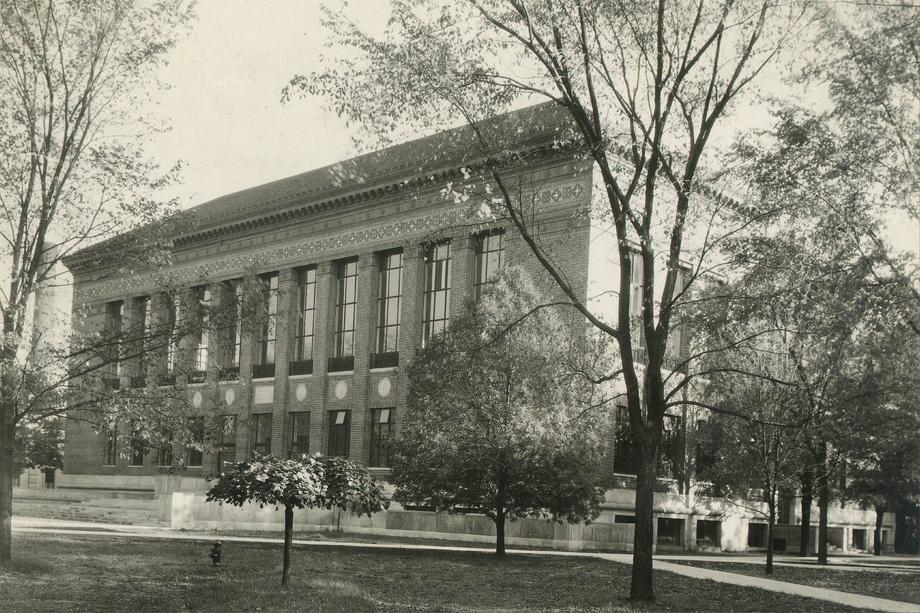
657,517,684,547
613,405,637,475
294,266,317,366
747,523,767,548
327,410,351,458
288,411,310,458
252,413,272,455
422,242,451,346
474,230,504,299
334,259,358,358
696,519,721,548
368,408,393,467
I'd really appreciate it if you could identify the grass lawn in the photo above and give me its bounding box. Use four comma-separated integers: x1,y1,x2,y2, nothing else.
671,561,920,606
0,533,883,612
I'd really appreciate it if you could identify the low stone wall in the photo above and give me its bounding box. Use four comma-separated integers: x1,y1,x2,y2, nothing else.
164,492,635,552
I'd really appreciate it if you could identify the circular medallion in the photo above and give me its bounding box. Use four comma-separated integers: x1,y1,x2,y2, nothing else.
334,380,348,400
192,391,203,408
224,388,236,405
295,383,308,402
377,377,392,398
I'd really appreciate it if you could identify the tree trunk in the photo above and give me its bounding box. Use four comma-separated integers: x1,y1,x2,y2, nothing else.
766,492,776,575
817,446,829,565
630,438,657,602
495,506,506,556
799,470,812,557
0,385,14,564
281,505,294,586
874,506,886,557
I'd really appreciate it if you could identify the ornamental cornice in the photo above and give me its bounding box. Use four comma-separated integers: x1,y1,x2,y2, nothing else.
76,181,585,302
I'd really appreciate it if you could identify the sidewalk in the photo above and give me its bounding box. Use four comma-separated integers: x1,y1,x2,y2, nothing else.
656,554,920,573
12,516,918,613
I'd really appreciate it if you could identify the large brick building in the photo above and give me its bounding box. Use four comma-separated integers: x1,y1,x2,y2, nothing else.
56,103,892,553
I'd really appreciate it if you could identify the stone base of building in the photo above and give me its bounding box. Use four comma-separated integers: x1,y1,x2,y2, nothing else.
14,471,897,554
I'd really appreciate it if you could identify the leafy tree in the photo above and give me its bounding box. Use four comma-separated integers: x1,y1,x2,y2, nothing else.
290,0,812,599
206,453,388,587
0,0,194,564
696,334,807,574
13,418,63,473
393,268,608,556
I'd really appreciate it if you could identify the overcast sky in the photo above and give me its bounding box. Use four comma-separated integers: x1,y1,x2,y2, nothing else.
143,0,918,257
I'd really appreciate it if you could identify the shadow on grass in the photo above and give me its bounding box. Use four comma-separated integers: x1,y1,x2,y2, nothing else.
0,557,54,574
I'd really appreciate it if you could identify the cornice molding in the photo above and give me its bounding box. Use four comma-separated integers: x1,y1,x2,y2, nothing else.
76,181,585,302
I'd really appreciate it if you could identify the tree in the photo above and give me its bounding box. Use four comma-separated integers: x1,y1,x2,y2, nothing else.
206,453,388,587
0,0,194,564
393,268,609,555
695,334,807,574
289,0,812,599
13,418,63,474
837,328,920,556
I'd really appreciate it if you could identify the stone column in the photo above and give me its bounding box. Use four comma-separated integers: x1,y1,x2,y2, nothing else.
350,254,377,463
234,276,257,456
311,262,334,454
395,244,425,429
449,234,474,318
270,268,296,456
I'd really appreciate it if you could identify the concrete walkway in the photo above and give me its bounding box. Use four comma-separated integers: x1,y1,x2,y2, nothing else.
656,554,920,574
12,516,918,613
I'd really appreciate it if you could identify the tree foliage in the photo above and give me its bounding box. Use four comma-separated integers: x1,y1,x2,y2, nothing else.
392,268,608,555
290,0,812,598
207,453,388,585
0,0,195,565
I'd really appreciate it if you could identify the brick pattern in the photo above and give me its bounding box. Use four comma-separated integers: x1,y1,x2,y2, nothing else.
64,160,595,475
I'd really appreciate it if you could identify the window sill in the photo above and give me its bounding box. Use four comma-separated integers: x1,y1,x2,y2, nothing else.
288,373,314,380
251,377,275,383
369,366,398,373
327,370,354,376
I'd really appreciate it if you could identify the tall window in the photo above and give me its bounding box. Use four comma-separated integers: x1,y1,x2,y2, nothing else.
216,415,237,469
165,294,181,376
331,259,358,371
374,251,402,364
474,231,504,299
252,413,273,455
254,273,279,378
191,287,210,382
106,300,124,379
327,410,351,457
613,405,637,475
658,414,683,480
291,267,316,375
185,418,204,467
422,242,451,346
129,424,145,466
221,280,243,376
156,441,173,467
368,408,393,467
102,428,117,466
132,296,151,388
629,251,644,316
288,412,310,457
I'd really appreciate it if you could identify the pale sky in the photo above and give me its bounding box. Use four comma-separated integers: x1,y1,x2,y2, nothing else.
143,0,918,259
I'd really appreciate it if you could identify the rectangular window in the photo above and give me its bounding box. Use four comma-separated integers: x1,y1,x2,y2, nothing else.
474,231,504,299
368,408,393,467
657,517,684,547
106,300,124,382
156,441,173,467
221,280,243,375
165,294,181,377
191,287,210,382
327,410,351,457
252,413,273,455
696,519,721,547
254,273,279,378
629,251,644,316
101,428,117,466
422,242,451,346
288,412,310,457
658,414,683,480
375,251,402,358
129,425,145,466
216,415,237,469
132,296,151,388
291,267,317,375
613,405,637,475
185,418,204,467
334,259,358,359
747,523,767,548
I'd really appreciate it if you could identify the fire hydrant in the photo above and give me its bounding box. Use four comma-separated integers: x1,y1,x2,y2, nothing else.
209,540,222,566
